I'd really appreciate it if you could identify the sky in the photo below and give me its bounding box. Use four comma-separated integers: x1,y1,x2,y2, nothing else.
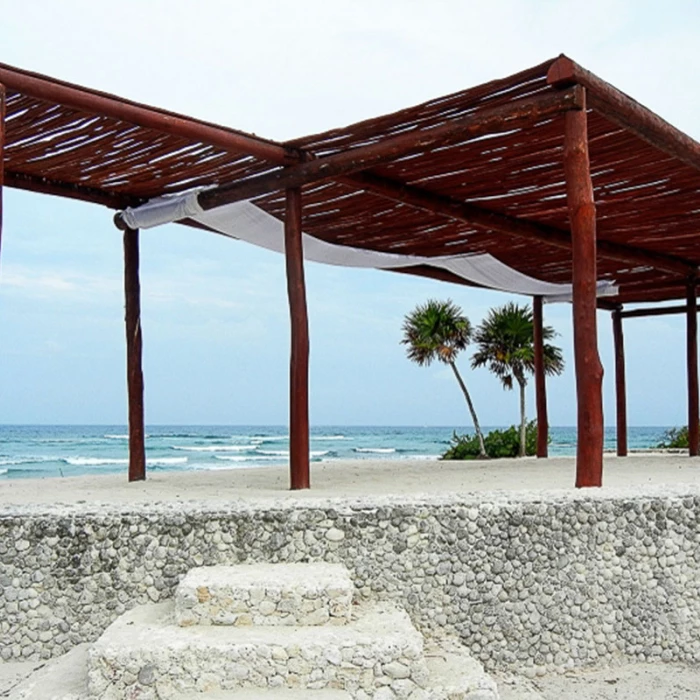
1,0,699,427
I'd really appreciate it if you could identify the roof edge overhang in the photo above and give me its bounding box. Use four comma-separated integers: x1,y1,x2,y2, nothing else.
0,61,294,164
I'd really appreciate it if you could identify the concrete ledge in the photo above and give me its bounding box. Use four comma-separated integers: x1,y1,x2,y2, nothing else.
175,564,352,627
87,601,427,697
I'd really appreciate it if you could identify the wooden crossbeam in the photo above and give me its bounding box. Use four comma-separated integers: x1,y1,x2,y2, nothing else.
192,87,585,211
548,55,700,173
620,304,691,319
343,171,696,276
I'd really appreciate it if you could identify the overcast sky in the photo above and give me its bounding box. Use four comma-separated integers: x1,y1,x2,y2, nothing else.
1,0,698,427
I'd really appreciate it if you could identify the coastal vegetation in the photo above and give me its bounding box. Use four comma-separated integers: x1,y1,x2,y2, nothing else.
402,299,564,459
657,425,692,449
401,299,487,457
442,421,539,459
472,303,564,457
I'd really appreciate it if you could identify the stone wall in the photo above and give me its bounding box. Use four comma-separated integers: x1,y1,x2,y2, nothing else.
2,487,700,674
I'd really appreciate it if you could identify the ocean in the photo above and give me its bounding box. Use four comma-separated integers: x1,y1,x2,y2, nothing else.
0,425,674,480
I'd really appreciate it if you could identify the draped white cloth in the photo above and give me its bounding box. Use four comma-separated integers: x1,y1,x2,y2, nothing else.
121,193,617,303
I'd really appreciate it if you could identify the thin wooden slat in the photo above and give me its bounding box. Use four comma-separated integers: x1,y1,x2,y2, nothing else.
564,92,604,488
0,63,292,163
196,87,585,211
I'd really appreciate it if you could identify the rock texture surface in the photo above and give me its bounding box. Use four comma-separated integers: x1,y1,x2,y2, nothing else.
2,487,700,675
175,563,352,627
7,563,498,699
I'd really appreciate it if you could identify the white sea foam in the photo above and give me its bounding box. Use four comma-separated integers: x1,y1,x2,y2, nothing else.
171,445,251,453
257,449,290,456
63,456,187,467
214,455,281,462
0,456,55,466
193,462,274,471
0,469,7,475
354,447,396,454
104,434,150,439
148,457,188,466
64,457,129,466
312,435,351,441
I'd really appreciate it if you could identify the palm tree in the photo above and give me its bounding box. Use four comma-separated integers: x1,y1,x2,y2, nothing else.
472,302,564,457
401,299,487,457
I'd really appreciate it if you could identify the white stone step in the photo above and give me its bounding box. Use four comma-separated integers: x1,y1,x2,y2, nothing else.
88,601,427,698
177,691,352,698
175,564,353,627
424,638,500,699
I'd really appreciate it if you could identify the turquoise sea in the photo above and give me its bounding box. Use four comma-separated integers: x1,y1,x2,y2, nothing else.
0,425,675,480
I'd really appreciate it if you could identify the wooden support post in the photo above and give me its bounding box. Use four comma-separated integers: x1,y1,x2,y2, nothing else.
123,227,146,482
563,91,604,487
284,187,310,489
612,308,628,457
687,282,699,456
0,84,5,261
533,296,548,458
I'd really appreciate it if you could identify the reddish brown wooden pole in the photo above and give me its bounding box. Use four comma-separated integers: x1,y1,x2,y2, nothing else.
563,92,604,487
612,308,628,457
123,227,146,482
284,187,310,489
687,282,699,456
0,85,5,261
532,296,549,458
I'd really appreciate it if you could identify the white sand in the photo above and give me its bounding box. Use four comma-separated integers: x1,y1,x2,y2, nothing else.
1,453,699,506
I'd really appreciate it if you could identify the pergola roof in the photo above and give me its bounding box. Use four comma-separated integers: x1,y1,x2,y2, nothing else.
2,55,700,304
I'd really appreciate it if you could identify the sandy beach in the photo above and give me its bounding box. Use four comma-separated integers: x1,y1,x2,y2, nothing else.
3,454,700,699
1,453,699,506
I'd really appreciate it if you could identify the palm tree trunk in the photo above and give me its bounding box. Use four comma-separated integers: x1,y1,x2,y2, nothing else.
518,377,527,457
449,361,487,457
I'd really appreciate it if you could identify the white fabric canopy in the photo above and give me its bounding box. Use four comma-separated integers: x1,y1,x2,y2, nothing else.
121,192,617,303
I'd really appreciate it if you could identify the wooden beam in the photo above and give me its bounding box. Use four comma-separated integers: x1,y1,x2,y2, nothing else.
548,55,700,174
533,296,549,458
687,282,699,456
620,304,690,319
564,91,604,488
285,187,310,489
612,308,628,457
5,170,136,209
0,62,292,163
0,85,5,262
344,171,695,277
197,87,585,211
123,227,146,482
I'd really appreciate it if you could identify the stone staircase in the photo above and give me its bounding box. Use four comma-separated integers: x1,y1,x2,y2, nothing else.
10,563,499,700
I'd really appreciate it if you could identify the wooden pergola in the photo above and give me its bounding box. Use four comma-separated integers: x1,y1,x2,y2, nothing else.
1,55,699,489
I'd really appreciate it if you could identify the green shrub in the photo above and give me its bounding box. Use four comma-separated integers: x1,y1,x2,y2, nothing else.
657,425,693,449
442,421,539,459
